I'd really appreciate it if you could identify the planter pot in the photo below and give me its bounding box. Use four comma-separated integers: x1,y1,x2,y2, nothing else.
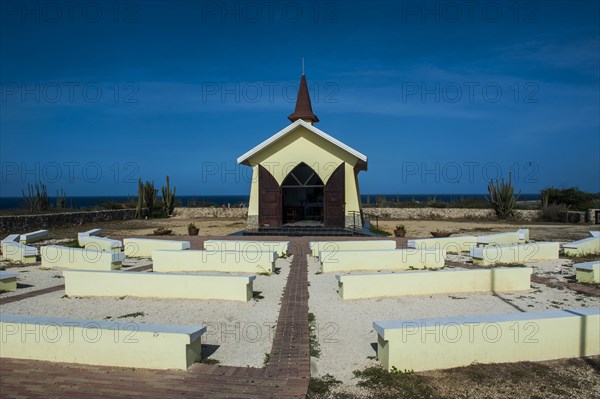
430,231,452,237
394,229,406,237
188,227,200,236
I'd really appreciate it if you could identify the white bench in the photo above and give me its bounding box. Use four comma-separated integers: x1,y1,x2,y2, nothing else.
336,267,532,299
124,238,191,258
80,236,122,253
470,242,559,266
0,314,206,370
319,248,445,273
573,261,600,283
477,229,529,247
310,240,396,258
19,229,49,244
152,249,276,274
1,235,38,264
0,271,18,292
41,246,124,270
373,307,600,372
590,231,599,238
77,228,103,246
407,235,477,254
563,234,600,256
204,240,289,257
64,270,256,302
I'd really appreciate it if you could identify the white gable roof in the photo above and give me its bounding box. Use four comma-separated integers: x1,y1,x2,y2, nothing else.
237,119,368,166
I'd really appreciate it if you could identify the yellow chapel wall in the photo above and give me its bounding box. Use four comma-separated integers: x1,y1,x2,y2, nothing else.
245,126,363,228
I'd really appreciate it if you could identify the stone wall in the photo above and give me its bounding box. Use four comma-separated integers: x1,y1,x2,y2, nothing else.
173,207,248,218
363,207,542,221
0,209,136,233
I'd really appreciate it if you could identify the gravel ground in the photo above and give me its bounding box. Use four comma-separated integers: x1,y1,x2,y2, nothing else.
0,256,291,368
306,255,599,386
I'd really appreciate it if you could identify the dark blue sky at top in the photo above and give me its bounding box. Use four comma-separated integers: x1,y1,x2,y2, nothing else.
1,0,598,197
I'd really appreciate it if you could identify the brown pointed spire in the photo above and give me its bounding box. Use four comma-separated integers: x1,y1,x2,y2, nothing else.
288,74,319,123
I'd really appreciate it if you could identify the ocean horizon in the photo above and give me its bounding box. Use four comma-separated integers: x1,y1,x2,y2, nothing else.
0,193,541,211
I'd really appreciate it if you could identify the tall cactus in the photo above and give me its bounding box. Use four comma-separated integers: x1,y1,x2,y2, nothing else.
486,173,521,219
161,175,176,216
136,178,144,218
143,180,157,216
56,189,67,209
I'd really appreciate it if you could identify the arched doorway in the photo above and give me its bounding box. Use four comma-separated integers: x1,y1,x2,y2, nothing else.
281,163,324,225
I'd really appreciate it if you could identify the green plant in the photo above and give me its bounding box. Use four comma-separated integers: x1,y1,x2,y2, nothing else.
161,175,176,216
307,374,342,395
188,222,197,229
21,182,50,213
486,173,521,219
196,358,220,365
136,178,144,218
309,312,321,358
353,366,439,399
56,188,67,209
395,225,406,231
117,312,145,319
143,180,157,215
263,353,270,367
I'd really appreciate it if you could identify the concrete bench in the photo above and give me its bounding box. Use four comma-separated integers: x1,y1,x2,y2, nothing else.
41,246,124,270
590,231,599,238
64,270,256,302
477,229,529,247
336,267,532,299
573,261,600,283
204,240,289,257
1,235,38,264
373,307,599,372
124,238,191,258
80,236,122,253
152,249,276,274
19,229,49,244
0,271,18,292
563,235,600,256
470,242,559,266
77,228,103,246
310,240,397,258
407,235,477,254
0,314,205,370
319,248,445,273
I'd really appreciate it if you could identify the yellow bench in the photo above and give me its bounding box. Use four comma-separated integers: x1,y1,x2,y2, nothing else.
310,240,397,258
573,261,600,283
123,238,191,257
80,236,122,253
64,270,256,302
319,248,445,273
563,234,600,256
374,307,600,372
407,236,477,254
0,271,18,292
477,229,529,247
0,314,205,370
204,240,289,257
1,235,37,264
470,242,559,266
77,228,102,246
41,246,124,270
152,249,276,274
19,229,48,244
336,267,532,299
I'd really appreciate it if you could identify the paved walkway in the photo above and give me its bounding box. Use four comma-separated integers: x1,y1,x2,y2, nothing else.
0,237,312,399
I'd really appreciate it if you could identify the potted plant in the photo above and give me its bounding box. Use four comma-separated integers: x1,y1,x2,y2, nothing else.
187,222,200,236
393,225,406,237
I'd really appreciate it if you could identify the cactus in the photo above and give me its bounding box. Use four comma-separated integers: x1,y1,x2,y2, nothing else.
56,189,67,209
143,180,157,216
22,183,36,213
161,176,176,216
486,173,521,219
136,178,144,218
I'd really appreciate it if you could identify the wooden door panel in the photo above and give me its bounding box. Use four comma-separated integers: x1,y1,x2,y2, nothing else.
258,165,281,227
324,164,345,228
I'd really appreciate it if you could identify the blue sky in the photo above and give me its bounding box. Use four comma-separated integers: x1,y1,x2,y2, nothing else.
1,0,598,197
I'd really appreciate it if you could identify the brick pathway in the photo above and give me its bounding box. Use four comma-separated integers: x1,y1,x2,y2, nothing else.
0,236,313,399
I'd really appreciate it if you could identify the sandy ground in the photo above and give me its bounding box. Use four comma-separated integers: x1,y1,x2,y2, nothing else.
306,255,599,386
0,256,291,368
